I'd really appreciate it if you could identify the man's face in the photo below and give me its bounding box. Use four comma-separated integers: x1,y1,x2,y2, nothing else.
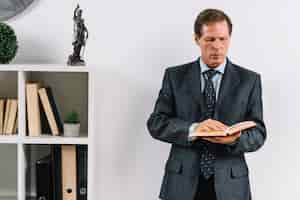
195,20,231,68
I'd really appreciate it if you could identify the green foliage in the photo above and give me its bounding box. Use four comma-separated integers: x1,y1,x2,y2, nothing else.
64,110,80,124
0,22,18,64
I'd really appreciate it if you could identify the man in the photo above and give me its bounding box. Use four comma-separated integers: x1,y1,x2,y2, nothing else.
147,9,266,200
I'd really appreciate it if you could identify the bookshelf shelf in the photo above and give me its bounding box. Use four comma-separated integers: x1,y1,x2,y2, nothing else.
0,135,21,144
22,135,89,145
0,64,94,200
0,64,89,72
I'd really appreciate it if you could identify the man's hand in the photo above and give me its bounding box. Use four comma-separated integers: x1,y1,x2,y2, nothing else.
202,131,241,145
193,119,241,145
194,119,228,134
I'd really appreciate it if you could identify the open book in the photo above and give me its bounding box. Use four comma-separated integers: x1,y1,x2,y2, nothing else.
196,121,256,137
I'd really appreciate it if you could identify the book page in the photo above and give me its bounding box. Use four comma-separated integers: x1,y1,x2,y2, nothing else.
227,121,256,135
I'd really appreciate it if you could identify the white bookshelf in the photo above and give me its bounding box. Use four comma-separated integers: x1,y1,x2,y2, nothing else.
0,64,95,200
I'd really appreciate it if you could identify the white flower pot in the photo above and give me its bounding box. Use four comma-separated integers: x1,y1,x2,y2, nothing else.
64,123,80,137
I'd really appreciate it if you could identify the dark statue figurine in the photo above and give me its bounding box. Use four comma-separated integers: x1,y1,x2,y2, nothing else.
68,4,89,66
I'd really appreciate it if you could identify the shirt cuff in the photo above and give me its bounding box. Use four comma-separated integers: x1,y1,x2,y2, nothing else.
188,123,199,141
227,131,242,146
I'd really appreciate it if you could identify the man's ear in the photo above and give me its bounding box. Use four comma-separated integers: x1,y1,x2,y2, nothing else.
194,34,201,46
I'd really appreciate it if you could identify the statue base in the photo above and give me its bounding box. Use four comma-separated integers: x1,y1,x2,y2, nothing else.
67,54,86,66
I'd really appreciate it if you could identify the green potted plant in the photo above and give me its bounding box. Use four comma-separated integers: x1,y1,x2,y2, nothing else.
64,110,80,137
0,22,18,64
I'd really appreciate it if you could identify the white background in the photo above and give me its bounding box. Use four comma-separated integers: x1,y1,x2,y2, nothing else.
6,0,299,199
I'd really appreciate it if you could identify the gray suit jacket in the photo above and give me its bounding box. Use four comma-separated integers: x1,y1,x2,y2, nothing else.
147,58,266,200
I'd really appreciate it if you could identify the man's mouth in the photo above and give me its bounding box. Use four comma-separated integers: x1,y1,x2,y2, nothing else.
211,54,221,59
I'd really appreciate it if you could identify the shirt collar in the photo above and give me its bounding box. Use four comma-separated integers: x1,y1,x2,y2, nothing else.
199,57,227,74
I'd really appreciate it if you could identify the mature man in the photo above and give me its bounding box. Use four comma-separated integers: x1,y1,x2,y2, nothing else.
147,9,266,200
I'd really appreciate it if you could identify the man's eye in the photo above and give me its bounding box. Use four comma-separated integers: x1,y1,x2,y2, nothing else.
205,38,215,42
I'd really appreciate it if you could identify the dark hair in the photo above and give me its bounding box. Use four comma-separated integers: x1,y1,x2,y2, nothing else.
194,9,232,38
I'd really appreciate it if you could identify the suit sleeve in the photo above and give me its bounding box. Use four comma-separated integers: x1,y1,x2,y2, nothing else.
147,69,193,147
226,74,267,155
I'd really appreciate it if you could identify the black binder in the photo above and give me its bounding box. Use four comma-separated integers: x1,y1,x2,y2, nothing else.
51,145,62,200
36,155,53,200
76,145,88,200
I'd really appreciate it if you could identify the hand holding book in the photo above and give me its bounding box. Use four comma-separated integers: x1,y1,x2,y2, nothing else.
190,120,256,145
194,121,256,137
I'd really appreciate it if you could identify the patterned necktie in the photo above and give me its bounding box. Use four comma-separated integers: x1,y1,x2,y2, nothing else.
204,69,218,118
199,69,218,179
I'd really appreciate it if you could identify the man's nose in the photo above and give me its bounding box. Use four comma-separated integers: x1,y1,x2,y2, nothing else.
211,39,222,49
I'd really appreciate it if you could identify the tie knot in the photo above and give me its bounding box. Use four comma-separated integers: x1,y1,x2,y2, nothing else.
204,69,218,80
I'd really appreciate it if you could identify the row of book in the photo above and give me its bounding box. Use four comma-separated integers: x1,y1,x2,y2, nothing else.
0,98,18,135
35,145,87,200
26,82,63,136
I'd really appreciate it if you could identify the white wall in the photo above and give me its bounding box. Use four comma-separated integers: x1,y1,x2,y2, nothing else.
6,0,300,199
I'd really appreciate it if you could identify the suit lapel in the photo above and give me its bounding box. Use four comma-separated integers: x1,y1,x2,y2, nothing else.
186,59,206,116
214,59,240,120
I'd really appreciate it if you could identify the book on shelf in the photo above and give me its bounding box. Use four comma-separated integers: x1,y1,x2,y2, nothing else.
13,114,18,134
194,121,257,137
3,98,11,134
0,98,18,135
26,82,42,136
38,87,63,136
6,99,18,135
0,99,5,134
39,97,52,135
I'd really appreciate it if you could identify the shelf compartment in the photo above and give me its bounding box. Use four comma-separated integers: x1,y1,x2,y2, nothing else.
24,71,89,137
24,144,88,200
0,144,17,199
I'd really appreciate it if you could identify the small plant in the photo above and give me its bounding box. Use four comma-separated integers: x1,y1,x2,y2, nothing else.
64,111,80,124
0,22,18,64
